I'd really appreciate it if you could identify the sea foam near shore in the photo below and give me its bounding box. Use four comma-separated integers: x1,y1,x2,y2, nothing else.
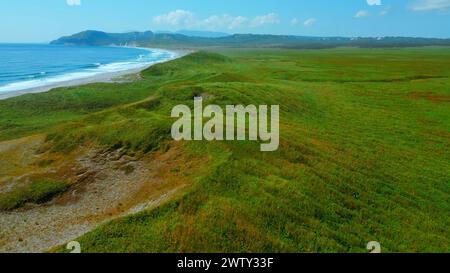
0,45,180,98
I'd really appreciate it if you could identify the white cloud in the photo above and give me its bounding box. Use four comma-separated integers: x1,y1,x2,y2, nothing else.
367,0,382,6
228,16,248,29
153,10,281,30
202,15,248,30
304,18,317,27
380,10,389,15
250,13,280,27
291,18,300,25
355,10,370,18
411,0,450,11
153,10,196,27
66,0,81,6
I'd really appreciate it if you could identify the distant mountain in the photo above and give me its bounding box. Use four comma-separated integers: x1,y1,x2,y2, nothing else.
51,30,450,49
156,30,230,38
176,30,230,38
51,30,156,46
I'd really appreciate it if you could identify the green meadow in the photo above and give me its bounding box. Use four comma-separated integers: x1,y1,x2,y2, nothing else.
0,48,449,252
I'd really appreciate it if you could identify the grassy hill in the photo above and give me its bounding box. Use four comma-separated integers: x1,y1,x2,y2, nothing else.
1,48,449,253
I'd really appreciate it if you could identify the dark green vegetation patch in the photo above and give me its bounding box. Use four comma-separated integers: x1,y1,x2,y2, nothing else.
0,179,70,211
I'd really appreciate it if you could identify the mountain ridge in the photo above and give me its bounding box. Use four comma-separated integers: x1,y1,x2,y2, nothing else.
156,30,231,38
51,30,450,49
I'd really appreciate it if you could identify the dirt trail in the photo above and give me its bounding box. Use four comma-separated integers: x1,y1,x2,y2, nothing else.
0,137,194,253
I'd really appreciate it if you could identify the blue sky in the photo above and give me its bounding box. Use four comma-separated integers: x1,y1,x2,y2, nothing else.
0,0,449,42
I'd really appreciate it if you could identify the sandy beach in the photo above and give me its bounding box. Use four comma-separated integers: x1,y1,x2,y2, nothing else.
0,48,190,100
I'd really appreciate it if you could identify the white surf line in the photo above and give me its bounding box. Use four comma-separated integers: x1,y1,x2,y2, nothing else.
0,48,186,100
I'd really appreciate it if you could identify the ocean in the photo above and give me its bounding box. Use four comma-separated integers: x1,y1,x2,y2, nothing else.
0,44,177,95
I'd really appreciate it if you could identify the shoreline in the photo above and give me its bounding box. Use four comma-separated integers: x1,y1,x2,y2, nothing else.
0,48,191,100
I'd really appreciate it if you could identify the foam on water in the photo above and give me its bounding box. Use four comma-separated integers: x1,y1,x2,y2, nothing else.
0,47,179,94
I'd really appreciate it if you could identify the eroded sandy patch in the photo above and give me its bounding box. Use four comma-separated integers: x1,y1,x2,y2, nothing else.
0,138,200,253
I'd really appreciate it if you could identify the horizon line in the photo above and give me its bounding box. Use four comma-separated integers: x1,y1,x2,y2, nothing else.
2,29,449,44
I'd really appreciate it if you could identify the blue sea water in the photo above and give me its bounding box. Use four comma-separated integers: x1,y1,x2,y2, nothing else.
0,44,177,94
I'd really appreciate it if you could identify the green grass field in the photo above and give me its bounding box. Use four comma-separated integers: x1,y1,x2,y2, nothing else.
0,48,449,252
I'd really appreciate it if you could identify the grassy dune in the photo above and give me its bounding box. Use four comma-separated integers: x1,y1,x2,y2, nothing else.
0,48,449,252
0,179,69,211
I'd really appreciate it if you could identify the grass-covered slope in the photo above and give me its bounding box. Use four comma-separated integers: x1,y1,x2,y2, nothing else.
0,179,69,211
1,49,449,252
